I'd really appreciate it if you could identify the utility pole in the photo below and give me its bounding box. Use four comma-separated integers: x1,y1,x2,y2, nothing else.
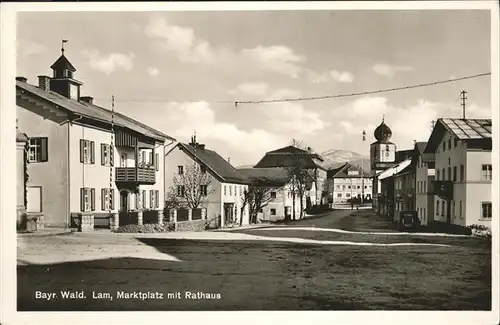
460,90,467,119
361,130,366,204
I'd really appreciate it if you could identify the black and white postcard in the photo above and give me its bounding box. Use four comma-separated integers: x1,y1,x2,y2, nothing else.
1,1,498,325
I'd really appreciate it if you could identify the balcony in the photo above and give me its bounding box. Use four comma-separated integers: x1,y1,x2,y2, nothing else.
115,167,156,184
433,180,453,200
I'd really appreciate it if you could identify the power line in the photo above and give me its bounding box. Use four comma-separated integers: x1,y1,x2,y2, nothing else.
91,72,490,105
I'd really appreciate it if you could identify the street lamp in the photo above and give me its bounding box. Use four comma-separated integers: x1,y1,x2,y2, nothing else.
361,130,366,204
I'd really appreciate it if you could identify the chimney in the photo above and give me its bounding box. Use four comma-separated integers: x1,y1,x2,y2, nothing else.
80,96,94,105
198,144,205,150
16,76,27,83
38,75,51,91
228,157,231,163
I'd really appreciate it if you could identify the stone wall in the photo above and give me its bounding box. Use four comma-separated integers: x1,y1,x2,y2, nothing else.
174,219,206,232
78,213,95,232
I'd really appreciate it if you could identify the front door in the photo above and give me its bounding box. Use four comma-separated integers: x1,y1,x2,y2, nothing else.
223,203,234,225
120,191,130,212
120,153,128,167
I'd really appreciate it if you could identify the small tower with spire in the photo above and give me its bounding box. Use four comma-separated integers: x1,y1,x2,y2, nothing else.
370,116,397,173
49,40,83,100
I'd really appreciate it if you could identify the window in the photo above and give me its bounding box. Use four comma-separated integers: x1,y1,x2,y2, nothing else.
460,165,464,181
346,193,351,198
447,167,451,181
453,166,457,182
337,193,342,198
224,185,227,196
454,138,458,147
176,185,185,197
177,165,184,175
28,137,48,163
200,165,206,174
342,185,346,190
150,190,155,209
441,200,445,216
80,188,95,212
452,201,456,219
436,169,440,180
100,144,114,166
357,186,360,189
200,185,208,196
448,138,451,150
348,185,351,189
459,201,463,219
442,142,446,152
101,188,114,211
442,168,445,180
481,202,492,219
80,140,95,164
481,165,492,181
155,153,159,171
155,190,159,208
270,191,277,199
136,190,142,209
229,185,232,196
270,209,276,216
436,200,440,215
423,208,426,221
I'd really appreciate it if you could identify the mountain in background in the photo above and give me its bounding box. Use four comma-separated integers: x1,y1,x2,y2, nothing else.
319,149,371,171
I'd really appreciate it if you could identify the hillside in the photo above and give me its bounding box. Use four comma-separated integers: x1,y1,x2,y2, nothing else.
319,149,371,171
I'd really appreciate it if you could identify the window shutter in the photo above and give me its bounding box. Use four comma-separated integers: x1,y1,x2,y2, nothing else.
110,189,115,210
155,190,159,208
90,141,95,164
155,153,159,171
80,188,85,212
135,193,139,210
40,138,48,162
150,152,154,165
90,188,95,211
80,140,85,163
150,190,153,208
110,145,114,167
101,144,105,166
101,189,105,210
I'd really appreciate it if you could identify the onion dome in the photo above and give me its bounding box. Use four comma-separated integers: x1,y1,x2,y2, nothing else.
374,119,392,142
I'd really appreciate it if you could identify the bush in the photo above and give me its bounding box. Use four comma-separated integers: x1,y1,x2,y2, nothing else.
468,224,491,238
113,222,175,233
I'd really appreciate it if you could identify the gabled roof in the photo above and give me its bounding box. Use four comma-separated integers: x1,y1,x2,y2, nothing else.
424,118,492,153
393,163,413,178
327,163,348,178
50,54,76,72
329,163,372,179
377,158,412,180
395,149,413,163
237,167,292,187
254,145,326,170
178,142,250,185
413,141,435,163
16,80,175,143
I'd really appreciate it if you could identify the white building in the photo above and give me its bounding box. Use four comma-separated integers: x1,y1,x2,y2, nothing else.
327,163,373,206
164,138,250,228
424,118,492,228
414,142,435,226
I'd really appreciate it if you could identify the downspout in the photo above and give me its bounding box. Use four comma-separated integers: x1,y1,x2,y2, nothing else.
64,115,83,229
161,139,176,214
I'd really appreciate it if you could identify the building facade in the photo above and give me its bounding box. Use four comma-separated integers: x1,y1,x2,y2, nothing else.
424,118,492,228
393,164,416,222
164,138,250,227
414,142,435,226
253,145,328,206
16,49,173,228
327,163,373,206
375,159,412,218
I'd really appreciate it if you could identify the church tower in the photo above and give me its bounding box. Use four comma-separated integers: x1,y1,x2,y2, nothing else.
370,117,397,173
48,41,82,100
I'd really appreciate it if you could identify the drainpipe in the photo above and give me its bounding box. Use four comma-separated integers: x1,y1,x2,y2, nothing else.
159,139,176,212
64,115,83,230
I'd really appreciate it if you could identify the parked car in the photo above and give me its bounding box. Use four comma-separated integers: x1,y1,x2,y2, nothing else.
397,211,420,231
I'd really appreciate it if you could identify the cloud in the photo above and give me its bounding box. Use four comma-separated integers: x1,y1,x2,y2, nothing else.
230,83,269,96
17,39,46,58
146,67,160,76
372,63,414,77
145,16,332,80
161,101,286,165
81,49,135,75
330,70,355,83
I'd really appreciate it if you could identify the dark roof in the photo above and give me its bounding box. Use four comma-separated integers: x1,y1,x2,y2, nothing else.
178,142,250,184
237,167,292,187
329,163,373,178
254,145,326,170
425,118,492,153
17,80,174,142
327,163,348,178
395,149,413,163
50,54,76,72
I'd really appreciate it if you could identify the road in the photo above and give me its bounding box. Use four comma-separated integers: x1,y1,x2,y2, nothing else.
16,209,491,311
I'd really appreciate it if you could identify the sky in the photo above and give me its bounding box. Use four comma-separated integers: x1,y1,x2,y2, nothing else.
16,10,492,166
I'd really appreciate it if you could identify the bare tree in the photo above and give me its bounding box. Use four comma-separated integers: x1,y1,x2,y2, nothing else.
172,163,215,209
240,183,275,225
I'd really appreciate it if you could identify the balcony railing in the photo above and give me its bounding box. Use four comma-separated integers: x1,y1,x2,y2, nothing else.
115,167,156,184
